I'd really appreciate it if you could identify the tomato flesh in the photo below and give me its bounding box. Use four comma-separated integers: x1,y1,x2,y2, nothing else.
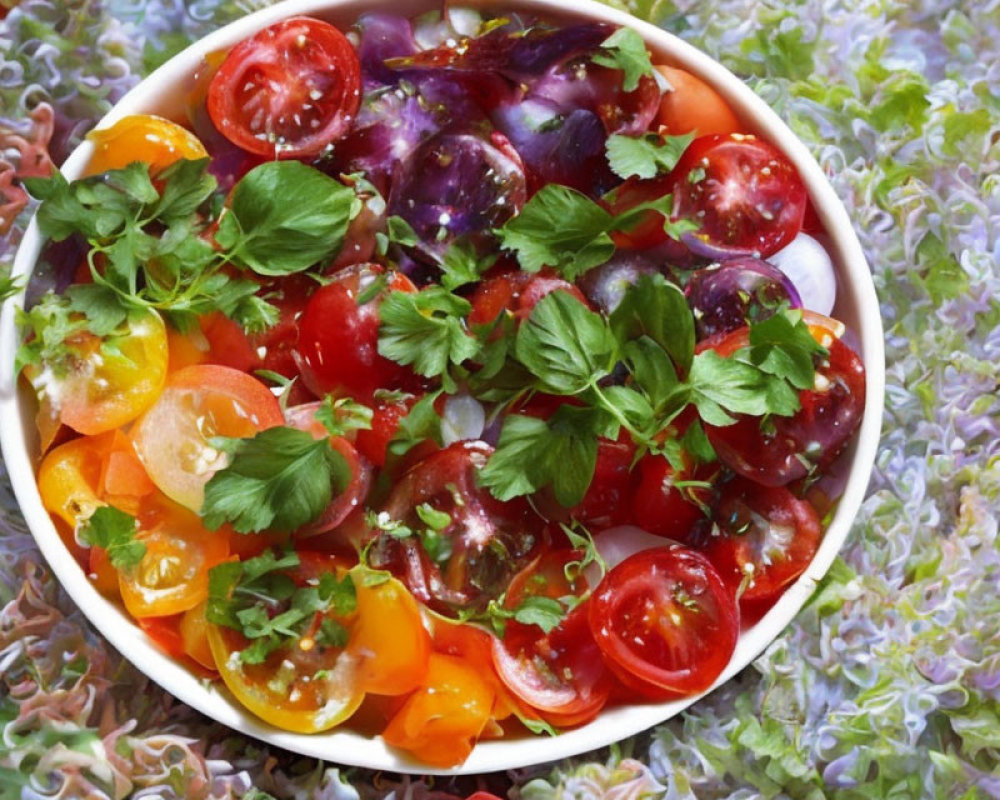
207,18,361,158
588,545,738,696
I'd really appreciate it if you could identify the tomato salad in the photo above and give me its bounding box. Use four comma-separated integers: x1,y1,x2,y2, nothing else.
17,6,865,767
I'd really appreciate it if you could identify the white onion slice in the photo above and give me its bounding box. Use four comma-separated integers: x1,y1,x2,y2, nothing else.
583,525,678,586
445,7,483,37
441,394,486,446
768,232,837,316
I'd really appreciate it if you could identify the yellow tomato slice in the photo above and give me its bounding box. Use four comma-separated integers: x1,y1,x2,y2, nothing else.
207,621,364,734
131,364,284,512
85,114,208,176
26,308,169,437
119,499,230,618
348,571,430,696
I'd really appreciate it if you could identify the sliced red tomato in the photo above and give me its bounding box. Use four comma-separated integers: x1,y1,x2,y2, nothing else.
382,653,494,767
668,133,807,258
654,65,741,137
588,545,738,697
293,263,417,401
573,436,637,528
705,477,822,609
492,604,611,727
701,313,866,486
85,115,207,176
131,364,284,512
353,393,417,467
468,267,588,327
368,442,543,616
207,17,361,159
632,453,715,544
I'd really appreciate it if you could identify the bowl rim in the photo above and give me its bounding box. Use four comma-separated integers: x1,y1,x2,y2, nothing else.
0,0,885,775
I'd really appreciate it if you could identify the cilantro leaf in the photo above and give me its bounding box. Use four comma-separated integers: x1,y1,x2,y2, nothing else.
592,27,655,92
201,427,352,533
496,184,616,279
224,161,356,275
78,506,146,570
378,287,479,388
606,132,694,179
515,290,618,394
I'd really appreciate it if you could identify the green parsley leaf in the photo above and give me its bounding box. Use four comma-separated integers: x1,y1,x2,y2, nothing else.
622,336,682,413
438,239,498,291
224,161,355,275
496,184,616,279
512,595,566,633
746,309,827,390
515,290,618,394
78,506,146,570
592,27,655,92
388,391,444,457
0,275,22,305
478,405,615,506
687,349,800,425
201,427,352,533
416,503,452,531
152,157,218,224
606,132,694,179
378,287,479,388
375,214,420,257
610,274,695,373
315,396,374,438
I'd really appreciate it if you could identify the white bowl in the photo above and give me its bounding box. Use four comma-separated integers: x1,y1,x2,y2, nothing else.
0,0,885,775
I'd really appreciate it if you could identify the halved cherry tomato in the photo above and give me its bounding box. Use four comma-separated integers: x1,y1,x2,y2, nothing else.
207,17,361,159
207,551,364,733
433,621,520,725
88,544,119,598
38,433,111,532
588,545,738,697
654,65,741,137
179,602,217,671
382,653,494,767
119,498,230,618
84,115,208,176
26,308,168,437
354,393,418,468
701,313,866,486
131,364,284,511
632,453,715,544
293,264,417,401
705,477,822,610
368,442,542,615
468,267,588,327
668,133,807,258
492,604,611,727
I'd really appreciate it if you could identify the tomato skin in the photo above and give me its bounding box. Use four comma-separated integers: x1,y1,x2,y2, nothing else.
654,66,740,138
573,436,638,528
293,264,417,402
119,499,230,619
668,133,807,258
589,545,738,697
207,18,361,159
131,364,284,512
347,572,430,696
85,115,207,176
354,394,416,467
702,317,866,486
382,653,494,767
369,442,543,616
632,453,714,544
492,604,611,725
705,477,822,609
27,308,169,438
468,268,588,327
